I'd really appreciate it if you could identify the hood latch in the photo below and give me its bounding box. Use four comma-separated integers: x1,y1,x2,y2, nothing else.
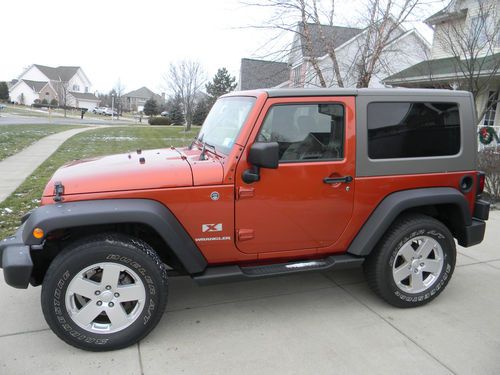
53,181,65,202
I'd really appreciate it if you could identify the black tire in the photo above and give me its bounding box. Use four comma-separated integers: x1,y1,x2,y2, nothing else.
364,213,456,308
41,233,168,351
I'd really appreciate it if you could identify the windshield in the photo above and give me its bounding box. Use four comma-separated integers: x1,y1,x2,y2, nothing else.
197,96,256,155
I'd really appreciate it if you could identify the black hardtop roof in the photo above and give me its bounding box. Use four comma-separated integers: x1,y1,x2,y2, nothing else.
226,88,471,98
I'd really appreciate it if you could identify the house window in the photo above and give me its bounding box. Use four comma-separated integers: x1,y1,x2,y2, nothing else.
483,91,498,126
85,87,89,93
72,84,80,91
367,102,461,159
470,16,490,45
291,65,302,87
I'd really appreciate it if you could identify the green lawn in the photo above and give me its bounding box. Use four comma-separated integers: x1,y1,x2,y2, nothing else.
0,124,83,161
0,125,199,239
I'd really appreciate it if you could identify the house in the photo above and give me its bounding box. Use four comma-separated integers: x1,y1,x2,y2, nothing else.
288,22,430,88
384,0,500,126
8,64,99,109
238,21,429,90
8,79,57,106
122,87,165,112
238,58,290,90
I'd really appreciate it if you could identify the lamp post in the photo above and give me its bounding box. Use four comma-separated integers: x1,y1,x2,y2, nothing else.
111,94,115,121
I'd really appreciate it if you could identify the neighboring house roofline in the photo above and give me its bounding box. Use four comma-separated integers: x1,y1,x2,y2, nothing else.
68,91,100,101
296,22,363,60
383,52,500,85
425,0,467,25
239,58,290,90
73,67,92,88
123,86,161,99
314,23,426,64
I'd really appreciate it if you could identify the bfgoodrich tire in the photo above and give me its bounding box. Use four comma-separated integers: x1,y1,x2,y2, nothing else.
41,233,168,351
364,214,456,308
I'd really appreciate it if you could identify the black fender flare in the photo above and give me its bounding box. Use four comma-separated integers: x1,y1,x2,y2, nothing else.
22,199,207,274
347,187,471,257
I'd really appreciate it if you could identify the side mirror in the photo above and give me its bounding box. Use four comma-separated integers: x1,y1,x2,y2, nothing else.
248,142,279,169
242,142,279,184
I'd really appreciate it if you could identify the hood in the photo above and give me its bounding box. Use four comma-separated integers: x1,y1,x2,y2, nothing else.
42,147,223,197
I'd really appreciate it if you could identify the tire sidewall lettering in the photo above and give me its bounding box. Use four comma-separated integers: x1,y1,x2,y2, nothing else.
390,227,453,303
51,252,159,345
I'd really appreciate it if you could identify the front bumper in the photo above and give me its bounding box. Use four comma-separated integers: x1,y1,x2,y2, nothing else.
0,225,33,288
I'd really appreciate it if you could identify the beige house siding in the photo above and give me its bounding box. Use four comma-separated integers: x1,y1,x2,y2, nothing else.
37,83,57,103
431,0,500,59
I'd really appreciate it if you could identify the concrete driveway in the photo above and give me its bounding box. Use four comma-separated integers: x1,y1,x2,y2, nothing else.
1,212,499,375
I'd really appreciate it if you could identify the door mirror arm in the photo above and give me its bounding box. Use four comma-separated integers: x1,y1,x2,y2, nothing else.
242,165,261,184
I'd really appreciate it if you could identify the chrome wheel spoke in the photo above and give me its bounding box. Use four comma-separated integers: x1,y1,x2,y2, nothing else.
399,242,415,262
106,304,129,328
99,264,122,289
423,259,441,274
417,238,435,259
70,277,99,299
74,302,103,326
392,235,444,294
65,262,146,334
117,284,146,302
410,272,425,291
393,265,411,283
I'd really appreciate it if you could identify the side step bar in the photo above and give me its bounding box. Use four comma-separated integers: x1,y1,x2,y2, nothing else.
193,254,365,286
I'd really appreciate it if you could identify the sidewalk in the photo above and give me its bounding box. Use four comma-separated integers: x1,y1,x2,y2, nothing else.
0,211,498,374
0,127,96,203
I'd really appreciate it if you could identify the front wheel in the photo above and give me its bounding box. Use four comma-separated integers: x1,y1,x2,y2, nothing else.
364,214,456,308
41,233,168,351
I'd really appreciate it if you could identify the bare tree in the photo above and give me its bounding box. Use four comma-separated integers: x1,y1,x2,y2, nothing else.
113,78,126,117
243,0,427,88
165,60,205,131
55,80,70,118
242,0,336,87
435,1,500,122
353,0,422,88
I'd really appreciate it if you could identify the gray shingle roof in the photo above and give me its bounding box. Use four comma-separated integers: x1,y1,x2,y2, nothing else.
384,52,500,84
22,79,48,93
298,23,363,58
424,1,466,25
33,64,80,81
123,87,158,99
239,58,290,90
69,91,99,101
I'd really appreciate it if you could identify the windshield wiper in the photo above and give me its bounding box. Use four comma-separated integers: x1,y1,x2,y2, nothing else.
199,140,216,160
189,134,217,160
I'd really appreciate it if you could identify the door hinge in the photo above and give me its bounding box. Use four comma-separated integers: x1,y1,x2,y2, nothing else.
237,186,255,200
237,229,254,241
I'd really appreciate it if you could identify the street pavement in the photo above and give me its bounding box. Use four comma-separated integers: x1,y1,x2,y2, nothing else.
0,211,498,375
0,111,136,126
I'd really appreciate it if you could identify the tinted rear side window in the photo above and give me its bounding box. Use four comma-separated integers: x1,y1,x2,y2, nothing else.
367,102,460,159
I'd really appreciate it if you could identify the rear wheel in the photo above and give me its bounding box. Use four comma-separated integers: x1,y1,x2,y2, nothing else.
41,233,168,351
364,214,456,308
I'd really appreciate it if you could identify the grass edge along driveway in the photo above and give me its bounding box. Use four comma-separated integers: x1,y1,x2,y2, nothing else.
0,124,84,162
0,125,199,239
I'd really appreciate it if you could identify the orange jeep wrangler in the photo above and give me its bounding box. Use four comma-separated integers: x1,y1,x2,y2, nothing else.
0,88,490,351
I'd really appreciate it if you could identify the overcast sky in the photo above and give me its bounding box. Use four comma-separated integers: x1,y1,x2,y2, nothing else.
1,0,446,95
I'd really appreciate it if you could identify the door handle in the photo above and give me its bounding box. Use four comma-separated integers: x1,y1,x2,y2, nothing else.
323,175,353,184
